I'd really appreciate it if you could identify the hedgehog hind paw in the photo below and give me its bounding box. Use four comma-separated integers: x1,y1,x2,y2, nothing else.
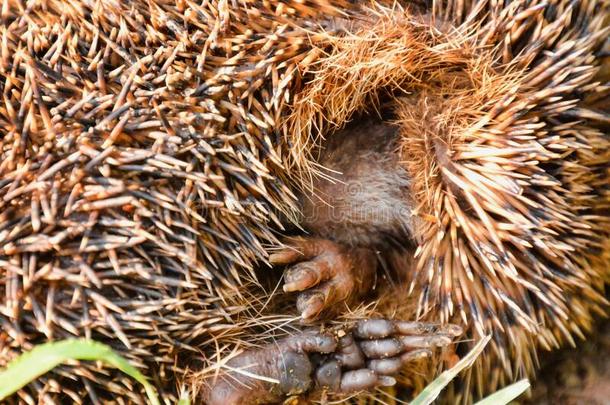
314,318,460,396
205,319,460,403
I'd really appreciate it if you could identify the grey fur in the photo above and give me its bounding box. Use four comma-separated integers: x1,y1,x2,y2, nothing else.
300,120,415,248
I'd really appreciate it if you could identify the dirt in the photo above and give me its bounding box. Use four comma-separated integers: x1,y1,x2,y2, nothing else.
523,319,610,405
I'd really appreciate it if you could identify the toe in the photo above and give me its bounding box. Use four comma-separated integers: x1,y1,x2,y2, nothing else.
284,262,325,292
367,357,402,375
271,237,337,265
269,248,304,265
288,330,338,354
339,369,379,392
296,273,353,320
354,320,462,340
269,237,321,265
297,291,326,321
361,350,431,378
354,319,395,339
335,334,366,369
399,334,453,349
359,338,403,359
393,321,463,337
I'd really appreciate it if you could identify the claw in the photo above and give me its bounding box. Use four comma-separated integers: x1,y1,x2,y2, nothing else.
400,349,432,362
284,263,324,292
297,292,326,321
378,376,397,387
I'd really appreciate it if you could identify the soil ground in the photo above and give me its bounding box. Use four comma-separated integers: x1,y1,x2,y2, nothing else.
523,319,610,405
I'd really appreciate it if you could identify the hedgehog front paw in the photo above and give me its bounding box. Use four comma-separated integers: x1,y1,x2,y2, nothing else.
270,237,377,321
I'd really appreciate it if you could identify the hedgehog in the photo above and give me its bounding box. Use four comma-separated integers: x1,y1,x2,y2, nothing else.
0,0,609,404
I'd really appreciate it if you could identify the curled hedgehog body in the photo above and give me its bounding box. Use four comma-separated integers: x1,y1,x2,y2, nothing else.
1,0,609,404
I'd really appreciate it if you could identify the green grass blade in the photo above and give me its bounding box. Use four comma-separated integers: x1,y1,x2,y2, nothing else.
474,379,530,405
410,335,492,405
0,339,160,405
177,397,191,405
